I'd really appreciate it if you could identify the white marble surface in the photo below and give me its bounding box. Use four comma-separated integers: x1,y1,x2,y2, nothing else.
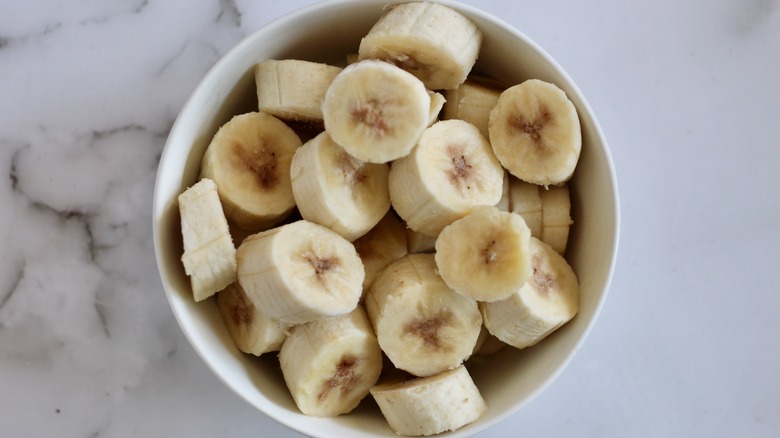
1,0,779,436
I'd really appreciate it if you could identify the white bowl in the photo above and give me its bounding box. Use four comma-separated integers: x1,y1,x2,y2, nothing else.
152,1,620,436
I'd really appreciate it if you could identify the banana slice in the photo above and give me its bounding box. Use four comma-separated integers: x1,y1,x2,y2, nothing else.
290,131,391,241
540,184,573,255
352,213,408,291
215,282,289,355
255,59,342,123
322,59,430,163
279,306,382,417
358,1,482,90
495,170,511,211
370,365,487,436
200,112,301,231
365,254,482,377
236,220,364,324
508,176,543,237
434,205,532,302
178,178,236,302
443,80,501,139
406,228,437,254
480,237,579,349
488,79,581,186
389,119,505,237
427,90,446,126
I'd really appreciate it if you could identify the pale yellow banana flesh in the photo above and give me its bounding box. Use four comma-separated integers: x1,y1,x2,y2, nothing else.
236,220,364,324
370,365,487,436
480,237,579,349
290,131,390,241
215,282,288,355
352,212,408,291
178,178,236,302
322,60,430,164
279,306,382,417
358,1,482,90
255,59,342,122
365,254,482,377
435,205,532,302
508,175,573,255
489,79,581,186
389,119,505,237
443,80,501,139
200,112,301,231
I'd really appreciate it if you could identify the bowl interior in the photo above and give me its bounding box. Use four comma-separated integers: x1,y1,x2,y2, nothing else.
152,1,619,436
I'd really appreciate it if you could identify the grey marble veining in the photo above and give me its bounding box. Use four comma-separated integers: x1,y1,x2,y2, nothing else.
1,0,779,437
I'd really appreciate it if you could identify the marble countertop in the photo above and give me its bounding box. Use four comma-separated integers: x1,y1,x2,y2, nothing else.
2,0,778,436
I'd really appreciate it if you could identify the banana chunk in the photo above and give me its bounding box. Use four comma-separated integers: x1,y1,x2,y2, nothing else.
365,254,482,377
216,282,289,355
322,60,430,163
290,131,390,241
279,306,382,417
352,213,408,291
389,119,505,237
540,184,573,255
489,79,581,186
370,365,487,436
200,112,301,231
236,220,364,325
480,237,580,349
443,79,502,139
358,1,482,90
178,178,236,302
435,205,532,302
255,59,342,123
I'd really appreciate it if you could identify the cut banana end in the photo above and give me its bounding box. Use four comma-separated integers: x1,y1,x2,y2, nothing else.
352,212,408,291
480,237,580,349
178,178,236,302
540,184,573,255
279,306,382,417
255,59,342,123
365,254,482,377
371,365,487,436
389,119,505,237
435,205,532,302
200,112,301,231
290,131,391,241
489,79,582,186
443,80,501,139
322,60,430,163
508,176,543,237
236,220,364,325
216,282,289,355
358,1,482,90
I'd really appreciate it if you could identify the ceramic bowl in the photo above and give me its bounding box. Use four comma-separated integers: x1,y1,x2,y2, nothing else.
153,1,619,436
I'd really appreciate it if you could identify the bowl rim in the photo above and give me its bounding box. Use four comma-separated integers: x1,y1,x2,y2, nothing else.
152,0,620,436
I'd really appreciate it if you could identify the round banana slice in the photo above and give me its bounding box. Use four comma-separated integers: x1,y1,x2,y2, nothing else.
435,205,532,302
322,60,430,163
389,119,505,237
236,220,364,325
370,365,487,436
365,254,482,377
480,237,580,349
215,282,289,356
200,111,301,231
290,131,390,241
279,307,382,417
358,1,482,90
488,79,581,186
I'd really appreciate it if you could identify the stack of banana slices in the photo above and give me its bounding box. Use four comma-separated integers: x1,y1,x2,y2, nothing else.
176,2,583,436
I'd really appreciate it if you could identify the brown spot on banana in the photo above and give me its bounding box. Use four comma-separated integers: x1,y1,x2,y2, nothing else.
481,240,497,264
339,153,368,186
351,99,391,137
447,146,474,191
230,292,253,325
318,355,360,402
404,311,453,350
512,110,552,146
532,261,556,294
232,141,278,188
